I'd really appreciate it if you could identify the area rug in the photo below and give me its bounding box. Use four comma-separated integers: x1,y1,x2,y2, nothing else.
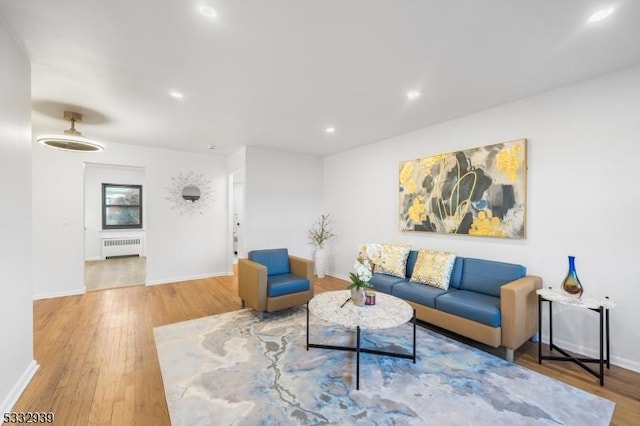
154,307,614,425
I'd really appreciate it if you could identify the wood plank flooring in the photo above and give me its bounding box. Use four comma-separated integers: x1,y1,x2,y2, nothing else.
12,273,640,425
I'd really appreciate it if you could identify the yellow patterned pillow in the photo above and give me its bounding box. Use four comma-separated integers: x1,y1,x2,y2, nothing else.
374,244,411,278
410,249,456,289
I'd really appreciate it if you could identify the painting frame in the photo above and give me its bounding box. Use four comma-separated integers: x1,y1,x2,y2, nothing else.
399,138,527,239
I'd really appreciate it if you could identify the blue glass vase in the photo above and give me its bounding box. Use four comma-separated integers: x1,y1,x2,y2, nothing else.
562,256,583,298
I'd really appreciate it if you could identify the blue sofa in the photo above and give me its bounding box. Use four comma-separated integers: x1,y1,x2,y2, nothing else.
371,251,542,361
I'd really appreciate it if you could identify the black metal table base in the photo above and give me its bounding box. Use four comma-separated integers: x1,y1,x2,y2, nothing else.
538,295,610,386
306,303,416,390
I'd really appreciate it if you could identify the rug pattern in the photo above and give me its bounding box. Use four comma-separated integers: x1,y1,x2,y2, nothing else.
154,307,614,425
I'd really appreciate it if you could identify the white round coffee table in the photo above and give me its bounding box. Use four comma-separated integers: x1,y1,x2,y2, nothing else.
306,290,416,390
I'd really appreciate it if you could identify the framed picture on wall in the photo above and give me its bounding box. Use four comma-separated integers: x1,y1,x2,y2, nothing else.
102,183,143,229
399,138,526,239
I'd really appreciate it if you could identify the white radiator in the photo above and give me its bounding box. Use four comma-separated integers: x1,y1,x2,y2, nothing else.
101,237,144,259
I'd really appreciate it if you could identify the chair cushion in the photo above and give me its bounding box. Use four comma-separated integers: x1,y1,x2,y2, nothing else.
392,282,455,309
267,274,310,297
435,290,501,327
249,248,290,276
459,258,526,297
370,273,406,294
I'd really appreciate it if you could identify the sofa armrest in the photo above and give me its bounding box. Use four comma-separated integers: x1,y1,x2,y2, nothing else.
238,259,268,311
289,255,314,281
501,275,543,351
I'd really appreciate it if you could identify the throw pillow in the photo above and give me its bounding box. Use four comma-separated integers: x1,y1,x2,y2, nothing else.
410,249,456,289
374,244,411,278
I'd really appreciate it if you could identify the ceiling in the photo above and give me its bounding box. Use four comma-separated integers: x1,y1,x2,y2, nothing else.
2,1,640,157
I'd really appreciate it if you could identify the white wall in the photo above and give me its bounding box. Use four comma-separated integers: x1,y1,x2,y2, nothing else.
0,21,37,413
324,65,640,372
244,147,324,259
32,141,230,298
84,163,146,260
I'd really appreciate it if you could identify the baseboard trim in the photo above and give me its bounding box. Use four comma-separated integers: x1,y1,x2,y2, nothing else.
325,272,347,281
146,271,232,286
0,360,39,414
33,289,85,300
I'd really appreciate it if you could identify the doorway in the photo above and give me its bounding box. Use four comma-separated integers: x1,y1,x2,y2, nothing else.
84,163,147,291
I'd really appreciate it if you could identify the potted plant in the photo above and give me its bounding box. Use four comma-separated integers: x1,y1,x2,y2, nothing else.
347,244,380,306
347,270,372,307
308,213,336,278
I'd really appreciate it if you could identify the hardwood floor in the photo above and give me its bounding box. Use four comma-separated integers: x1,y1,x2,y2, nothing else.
12,274,640,425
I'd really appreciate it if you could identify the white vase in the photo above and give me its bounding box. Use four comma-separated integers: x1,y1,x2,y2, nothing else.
314,247,327,278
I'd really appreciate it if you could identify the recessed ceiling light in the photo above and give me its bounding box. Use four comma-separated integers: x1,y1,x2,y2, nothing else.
207,145,217,150
169,90,184,100
199,5,217,18
588,7,615,23
407,90,421,100
325,127,335,134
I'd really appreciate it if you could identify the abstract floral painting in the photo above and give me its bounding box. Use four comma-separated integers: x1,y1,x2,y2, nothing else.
399,138,526,238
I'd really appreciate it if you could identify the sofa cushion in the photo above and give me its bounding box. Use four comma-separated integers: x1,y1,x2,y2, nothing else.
459,258,526,297
370,273,406,294
405,250,419,278
267,274,310,297
448,256,464,289
392,282,455,309
249,248,290,276
375,244,411,278
435,290,501,327
409,249,456,289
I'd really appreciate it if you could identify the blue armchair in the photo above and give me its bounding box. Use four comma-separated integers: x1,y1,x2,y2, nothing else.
238,248,314,319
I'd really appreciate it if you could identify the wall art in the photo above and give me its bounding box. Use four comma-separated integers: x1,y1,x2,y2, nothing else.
166,171,213,216
399,138,526,238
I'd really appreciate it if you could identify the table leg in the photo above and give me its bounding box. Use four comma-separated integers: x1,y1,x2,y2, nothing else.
538,295,542,363
356,326,361,390
549,300,554,351
599,306,604,386
412,309,417,363
606,308,611,369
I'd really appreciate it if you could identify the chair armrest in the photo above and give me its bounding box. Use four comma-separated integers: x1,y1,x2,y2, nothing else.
501,275,543,351
238,259,268,311
289,256,314,281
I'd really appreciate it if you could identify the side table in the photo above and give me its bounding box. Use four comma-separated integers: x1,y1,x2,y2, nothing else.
537,288,616,385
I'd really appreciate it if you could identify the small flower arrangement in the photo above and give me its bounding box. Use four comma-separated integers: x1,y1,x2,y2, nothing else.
347,243,381,290
308,213,336,249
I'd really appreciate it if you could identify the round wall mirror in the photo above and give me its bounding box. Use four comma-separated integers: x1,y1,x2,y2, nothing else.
182,184,201,203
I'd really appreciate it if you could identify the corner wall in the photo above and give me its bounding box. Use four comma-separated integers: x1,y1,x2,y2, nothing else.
0,20,37,412
324,65,640,371
244,146,323,259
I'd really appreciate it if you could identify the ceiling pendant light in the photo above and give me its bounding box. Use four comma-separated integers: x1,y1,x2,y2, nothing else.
37,111,104,152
